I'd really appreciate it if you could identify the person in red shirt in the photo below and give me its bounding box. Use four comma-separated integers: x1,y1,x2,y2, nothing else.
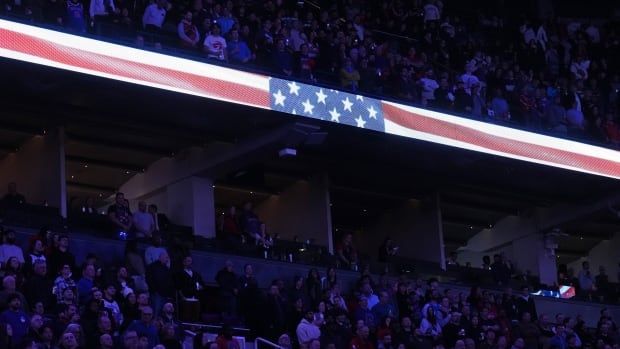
350,325,375,349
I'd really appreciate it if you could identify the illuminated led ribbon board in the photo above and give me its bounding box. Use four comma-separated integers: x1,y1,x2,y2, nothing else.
2,19,620,179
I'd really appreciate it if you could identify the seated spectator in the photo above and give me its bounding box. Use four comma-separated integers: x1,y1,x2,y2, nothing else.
340,58,361,91
0,230,25,265
372,291,399,327
160,323,181,349
102,283,123,327
124,240,146,291
228,29,253,64
178,10,200,48
216,7,235,36
2,257,24,288
203,24,228,61
132,201,154,239
1,182,26,208
578,261,594,300
142,0,167,32
296,43,315,81
350,325,374,349
108,193,132,235
22,260,54,312
215,325,241,349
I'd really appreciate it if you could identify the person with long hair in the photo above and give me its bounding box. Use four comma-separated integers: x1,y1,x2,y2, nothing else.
306,268,322,309
321,267,338,291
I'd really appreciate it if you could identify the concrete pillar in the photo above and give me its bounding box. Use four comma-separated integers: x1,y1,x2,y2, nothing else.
166,177,215,238
0,129,64,211
254,174,332,247
512,234,558,286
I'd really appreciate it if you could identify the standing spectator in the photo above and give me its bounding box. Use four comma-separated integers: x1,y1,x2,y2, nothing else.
215,260,238,317
132,202,154,239
127,306,159,348
1,182,26,208
144,232,166,266
21,260,54,311
264,283,286,340
423,0,441,23
566,102,586,137
124,240,147,293
272,38,293,77
296,310,321,349
0,294,29,344
102,284,123,327
88,0,116,35
203,24,228,61
76,263,96,306
0,275,28,312
239,264,259,334
350,325,374,349
372,291,399,327
578,261,594,299
53,264,77,303
454,81,473,114
515,286,537,320
142,0,167,32
0,230,25,265
65,0,86,33
108,193,132,235
420,70,440,107
340,58,361,91
48,235,76,277
145,251,174,316
174,255,205,321
336,233,358,269
595,266,609,302
513,312,540,349
228,29,252,64
23,238,46,275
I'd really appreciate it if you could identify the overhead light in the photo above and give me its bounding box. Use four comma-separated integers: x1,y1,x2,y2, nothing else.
279,148,297,157
70,175,75,179
125,170,130,174
84,164,88,168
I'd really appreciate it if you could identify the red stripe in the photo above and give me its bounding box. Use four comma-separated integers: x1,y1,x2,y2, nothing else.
0,28,270,108
383,103,620,178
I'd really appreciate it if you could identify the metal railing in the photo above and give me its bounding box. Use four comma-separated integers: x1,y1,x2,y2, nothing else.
255,337,284,349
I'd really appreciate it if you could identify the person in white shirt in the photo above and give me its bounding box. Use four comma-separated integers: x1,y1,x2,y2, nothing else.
144,233,167,266
460,63,479,95
570,57,590,80
296,311,321,349
423,0,441,22
203,24,227,61
142,0,167,31
89,0,115,20
419,69,440,106
133,201,155,239
0,230,25,265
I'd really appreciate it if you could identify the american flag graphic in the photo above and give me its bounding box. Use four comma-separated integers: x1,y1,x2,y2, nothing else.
1,19,620,179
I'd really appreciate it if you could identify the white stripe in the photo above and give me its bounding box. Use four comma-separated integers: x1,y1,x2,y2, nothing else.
384,119,619,179
0,19,269,92
384,101,620,164
0,48,271,110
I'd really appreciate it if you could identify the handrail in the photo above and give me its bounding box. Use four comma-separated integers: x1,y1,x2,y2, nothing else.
181,322,250,333
255,337,284,349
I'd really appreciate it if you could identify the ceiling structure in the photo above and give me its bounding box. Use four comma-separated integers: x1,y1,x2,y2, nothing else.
2,57,620,264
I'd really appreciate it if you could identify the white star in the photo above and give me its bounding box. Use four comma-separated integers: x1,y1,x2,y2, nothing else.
315,89,327,104
329,108,341,122
367,105,378,119
273,90,286,106
342,97,353,112
302,99,315,115
355,115,366,128
356,95,364,101
292,109,297,115
287,81,300,96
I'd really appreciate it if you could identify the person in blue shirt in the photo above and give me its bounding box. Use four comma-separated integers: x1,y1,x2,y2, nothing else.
228,29,252,64
76,264,96,306
65,0,86,33
127,306,159,349
371,291,398,327
0,294,30,345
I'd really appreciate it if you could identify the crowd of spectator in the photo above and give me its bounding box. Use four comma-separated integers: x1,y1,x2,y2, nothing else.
1,0,620,147
1,218,620,349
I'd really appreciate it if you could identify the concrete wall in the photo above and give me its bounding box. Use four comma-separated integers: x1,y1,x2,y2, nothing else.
0,131,64,209
360,197,444,267
567,232,620,282
254,175,332,247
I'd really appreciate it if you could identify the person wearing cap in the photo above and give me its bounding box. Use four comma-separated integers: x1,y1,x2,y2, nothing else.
296,310,320,349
